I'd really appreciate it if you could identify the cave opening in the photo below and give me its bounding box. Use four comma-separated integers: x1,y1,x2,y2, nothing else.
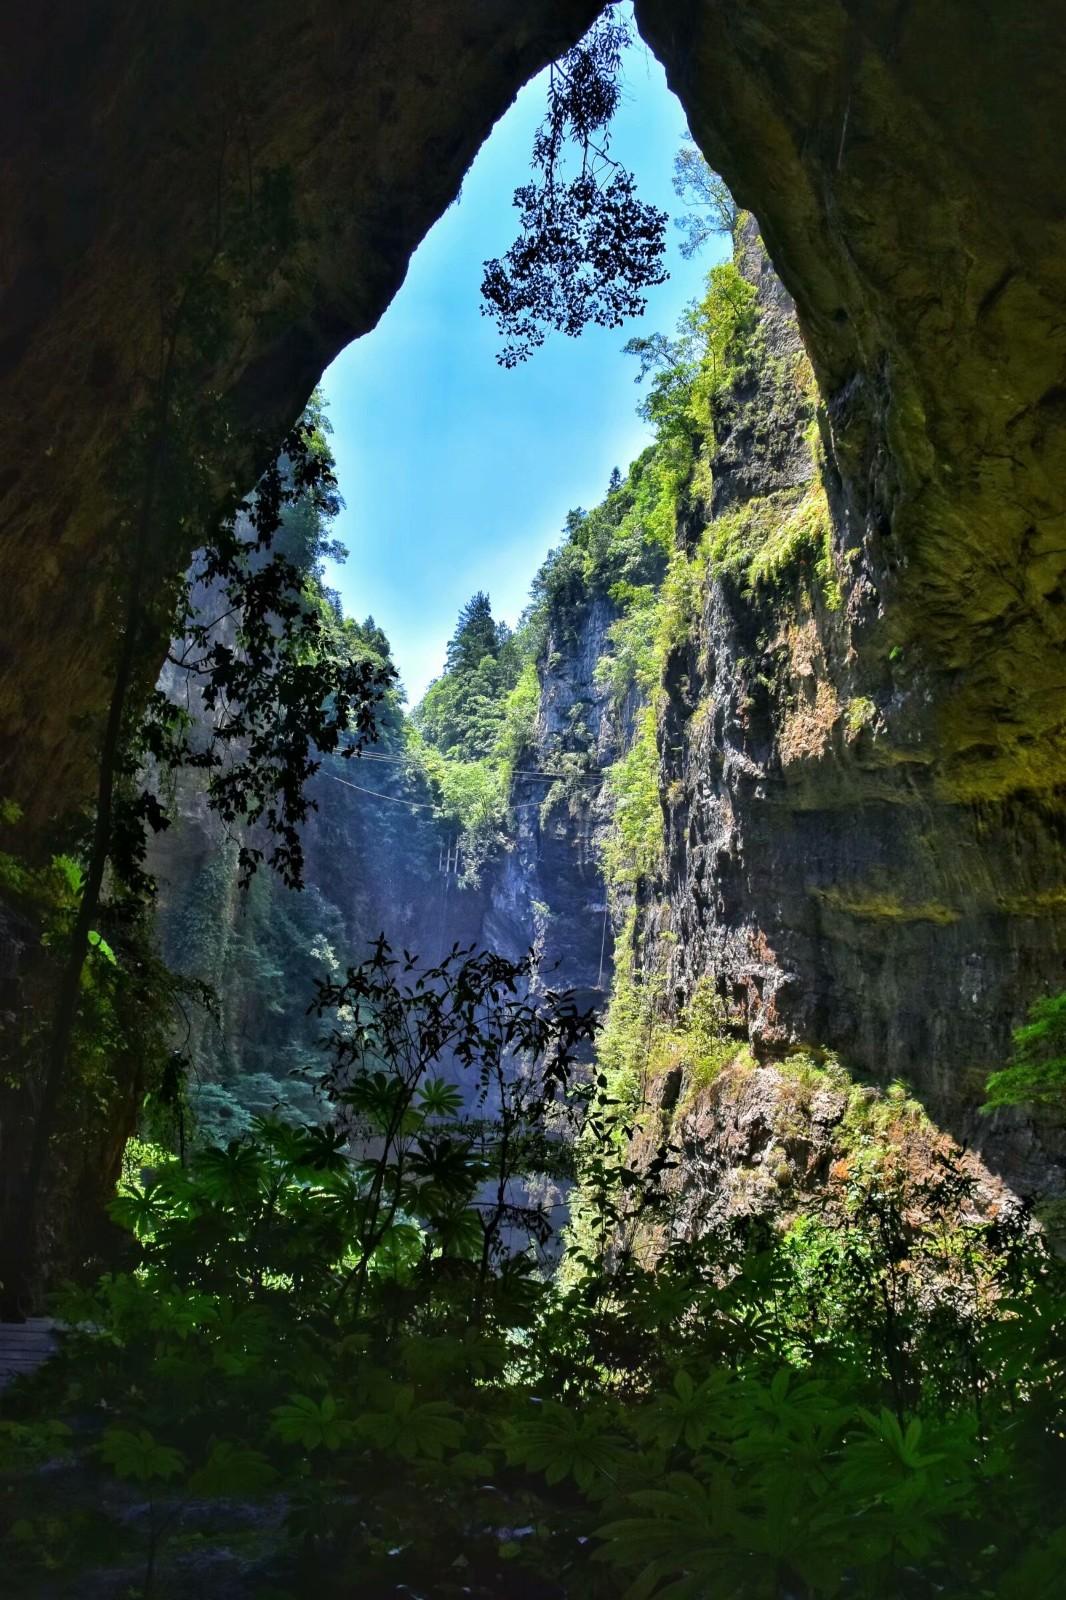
1,2,1065,1593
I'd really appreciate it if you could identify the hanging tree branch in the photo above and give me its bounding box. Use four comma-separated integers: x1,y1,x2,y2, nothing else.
481,8,668,367
138,411,392,892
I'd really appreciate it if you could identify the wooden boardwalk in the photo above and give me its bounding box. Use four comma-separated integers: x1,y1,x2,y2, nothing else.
0,1318,58,1392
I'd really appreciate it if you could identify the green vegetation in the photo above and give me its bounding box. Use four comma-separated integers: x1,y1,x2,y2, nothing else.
158,845,345,1147
671,135,738,259
403,231,850,1231
3,945,1065,1599
414,593,525,760
152,396,391,890
602,705,663,887
9,132,1063,1600
408,591,536,880
0,801,212,1274
983,990,1066,1110
845,695,877,737
589,935,742,1128
153,587,440,1153
0,156,393,1307
409,225,837,910
707,478,834,598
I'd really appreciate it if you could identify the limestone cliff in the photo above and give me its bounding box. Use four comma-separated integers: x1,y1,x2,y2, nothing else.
149,594,618,1129
0,0,603,837
604,219,1066,1206
638,0,1066,807
3,0,1063,850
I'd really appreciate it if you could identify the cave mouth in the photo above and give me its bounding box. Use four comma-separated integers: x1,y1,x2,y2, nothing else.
149,26,737,1152
2,2,1066,1591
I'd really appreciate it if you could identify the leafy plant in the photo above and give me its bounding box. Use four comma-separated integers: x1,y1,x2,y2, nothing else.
672,136,738,258
3,944,1065,1597
984,989,1066,1109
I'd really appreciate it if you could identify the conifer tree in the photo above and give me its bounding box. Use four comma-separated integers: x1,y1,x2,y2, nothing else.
445,591,499,674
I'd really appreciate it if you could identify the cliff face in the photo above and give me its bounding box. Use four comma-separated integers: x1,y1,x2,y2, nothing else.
487,596,625,1007
150,715,482,1133
630,221,1066,1201
638,0,1066,809
3,1,1063,851
150,598,618,1123
154,215,1065,1199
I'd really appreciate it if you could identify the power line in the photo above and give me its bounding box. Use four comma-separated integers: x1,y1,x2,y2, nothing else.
324,773,440,810
332,747,604,787
323,769,599,815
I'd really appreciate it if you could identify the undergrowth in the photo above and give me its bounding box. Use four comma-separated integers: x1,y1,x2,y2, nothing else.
2,944,1065,1600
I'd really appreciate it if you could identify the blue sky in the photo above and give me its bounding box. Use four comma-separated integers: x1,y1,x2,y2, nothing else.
321,24,728,705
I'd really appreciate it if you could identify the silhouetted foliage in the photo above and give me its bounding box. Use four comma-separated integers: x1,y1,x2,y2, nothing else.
481,9,668,366
138,410,393,890
4,948,1065,1598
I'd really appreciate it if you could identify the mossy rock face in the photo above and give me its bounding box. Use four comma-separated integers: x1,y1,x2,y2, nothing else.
636,221,1066,1199
2,0,1066,1252
638,0,1066,802
627,1045,1023,1244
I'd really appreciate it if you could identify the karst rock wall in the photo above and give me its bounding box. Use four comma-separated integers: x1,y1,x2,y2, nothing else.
3,3,1064,836
637,0,1066,806
640,219,1066,1197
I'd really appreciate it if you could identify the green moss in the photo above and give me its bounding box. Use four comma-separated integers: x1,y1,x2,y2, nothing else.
998,886,1066,917
595,584,659,706
843,1077,930,1138
845,696,877,737
601,702,663,891
678,1041,755,1113
597,955,747,1127
689,693,715,732
706,478,835,602
818,885,961,925
593,907,660,1111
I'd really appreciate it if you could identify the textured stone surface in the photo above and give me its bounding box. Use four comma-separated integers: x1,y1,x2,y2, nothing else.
0,0,600,837
638,0,1066,805
148,587,617,1101
642,220,1066,1200
2,0,1066,1264
628,1052,1018,1249
491,594,626,1008
4,2,1065,838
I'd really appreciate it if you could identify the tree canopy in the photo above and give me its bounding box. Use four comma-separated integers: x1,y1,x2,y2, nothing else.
671,137,738,258
444,591,501,675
